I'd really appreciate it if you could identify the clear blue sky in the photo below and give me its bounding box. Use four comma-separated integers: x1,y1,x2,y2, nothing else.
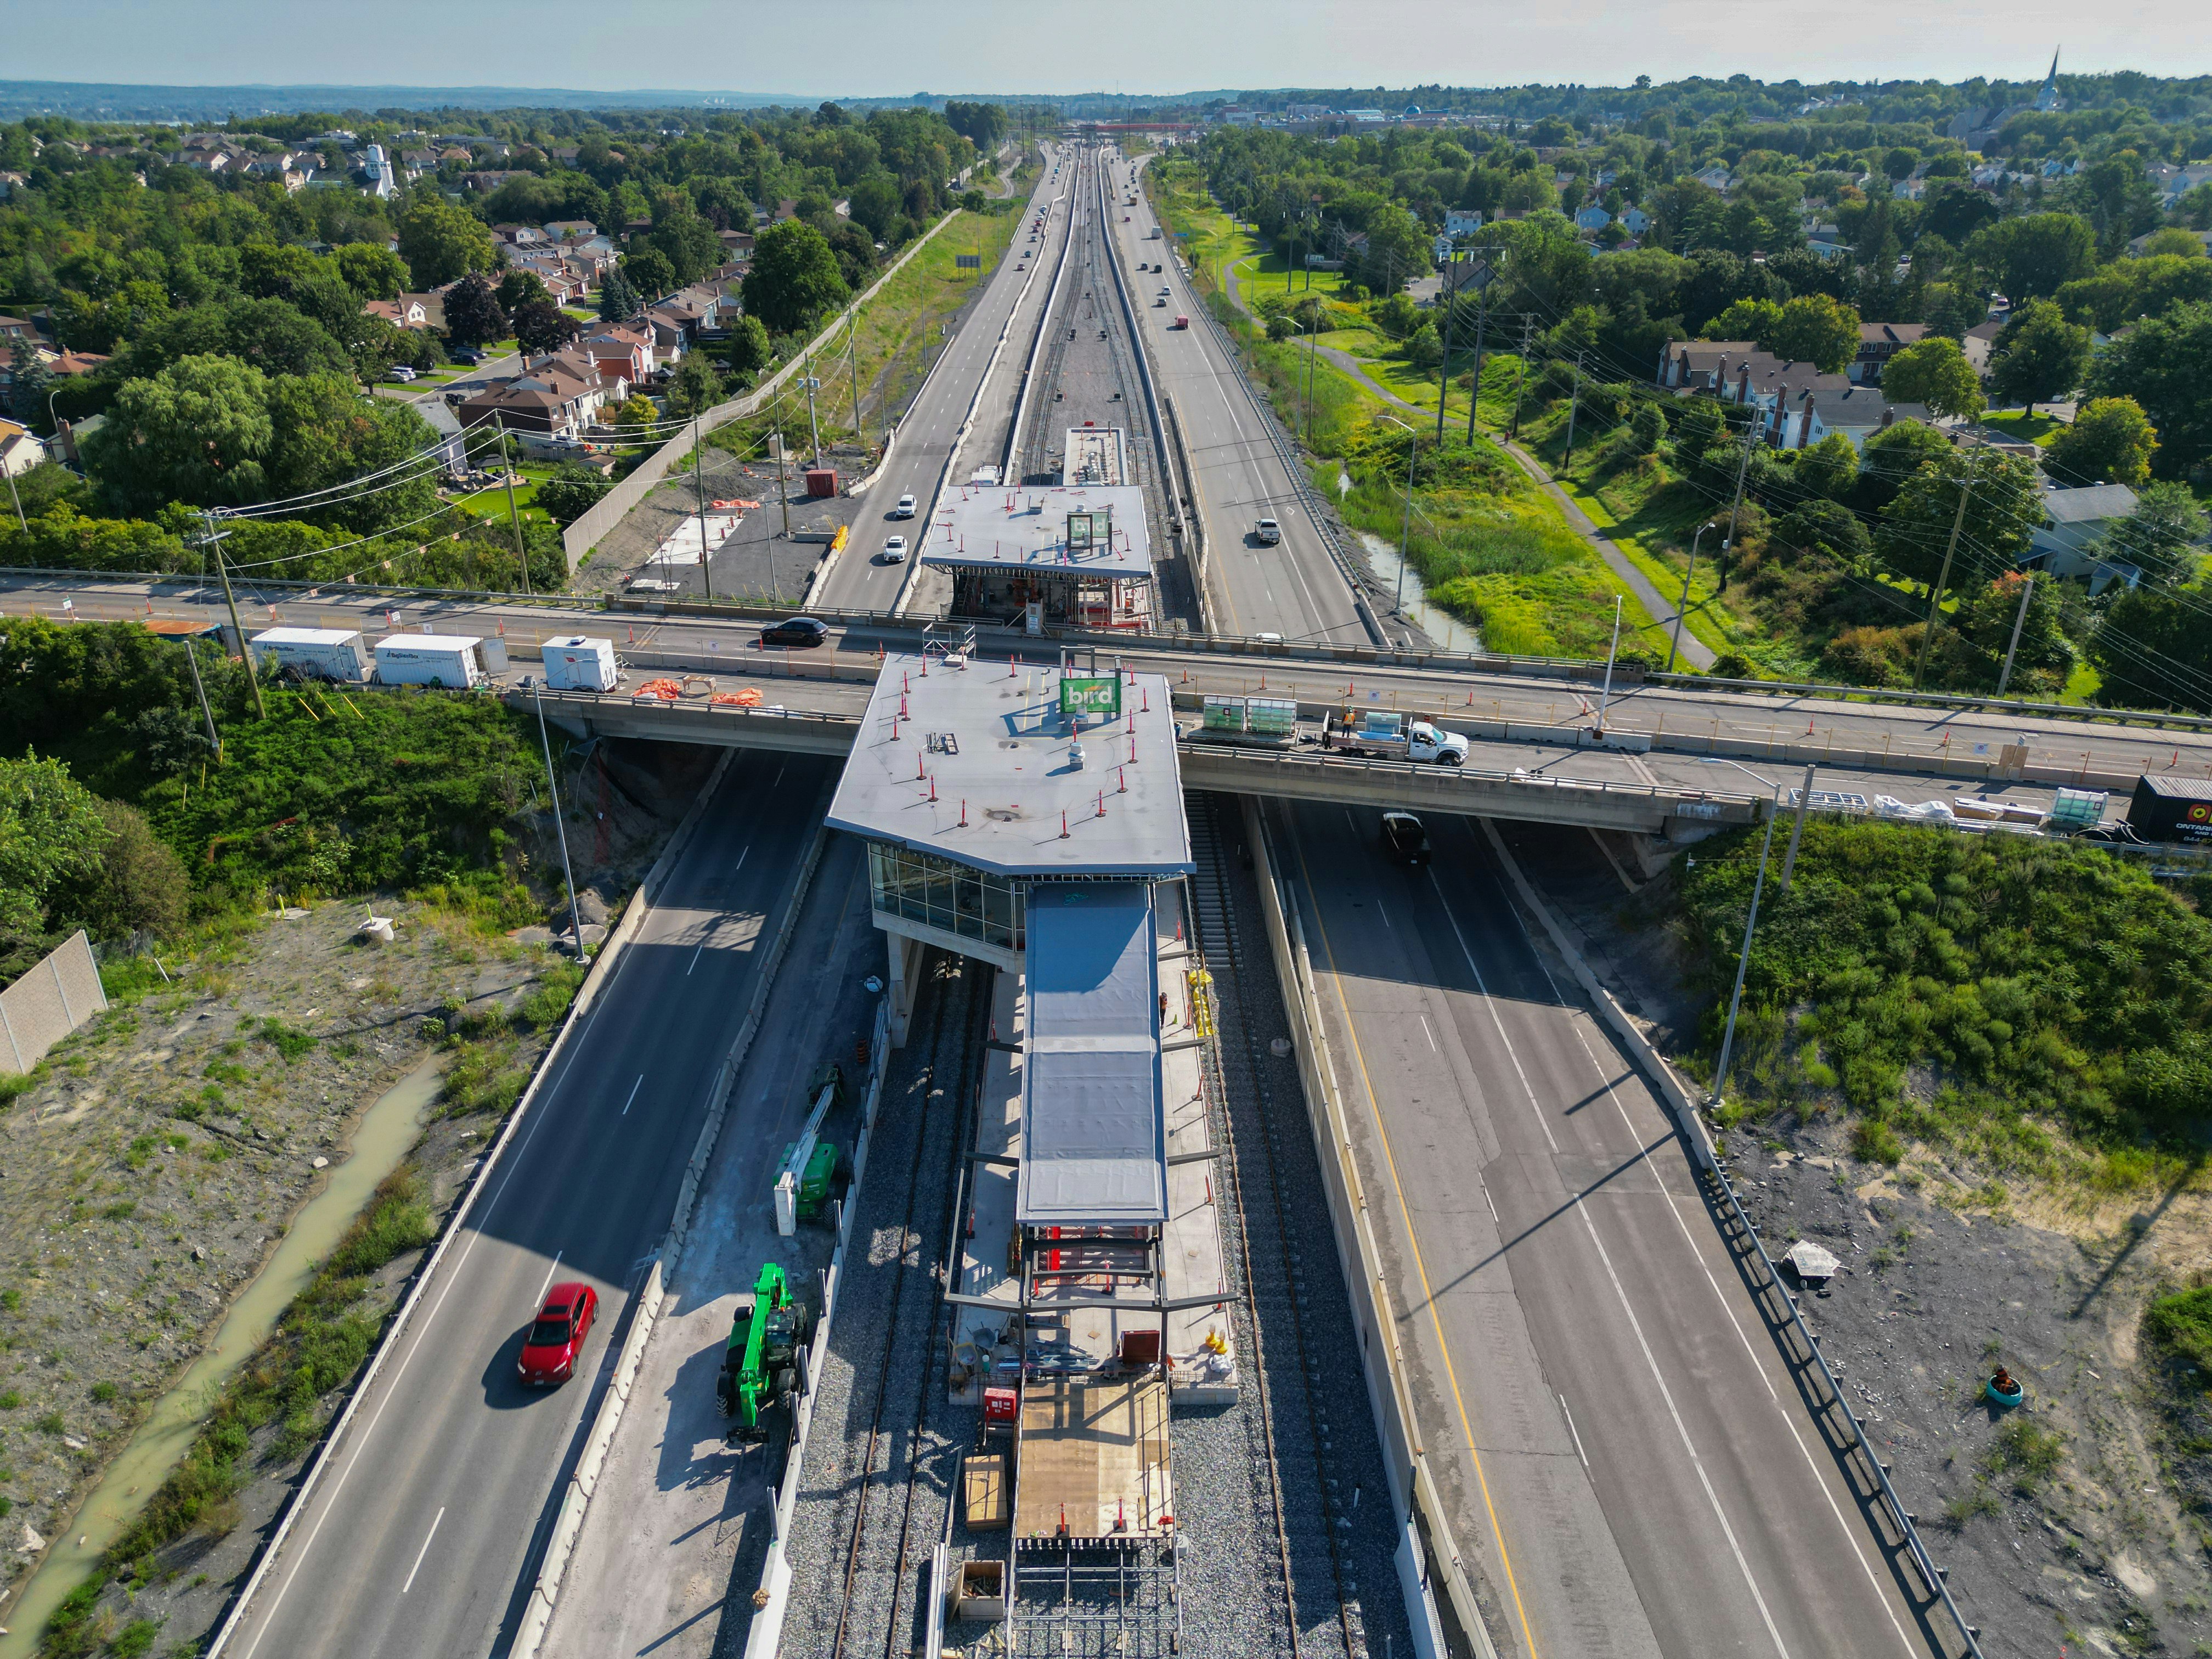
7,0,2193,95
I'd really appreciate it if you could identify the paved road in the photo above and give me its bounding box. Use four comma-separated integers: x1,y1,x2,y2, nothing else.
218,753,832,1659
814,143,1073,617
1276,799,1934,1659
1107,151,1372,647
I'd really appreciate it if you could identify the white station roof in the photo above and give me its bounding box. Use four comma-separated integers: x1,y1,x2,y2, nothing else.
1018,882,1167,1227
826,652,1191,879
920,482,1153,580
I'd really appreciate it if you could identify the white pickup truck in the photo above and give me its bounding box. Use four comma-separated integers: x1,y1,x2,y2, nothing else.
1323,709,1470,766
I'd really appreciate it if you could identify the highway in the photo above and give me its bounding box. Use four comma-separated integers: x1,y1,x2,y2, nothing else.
1275,798,1934,1659
812,143,1074,617
1105,149,1374,647
216,753,832,1659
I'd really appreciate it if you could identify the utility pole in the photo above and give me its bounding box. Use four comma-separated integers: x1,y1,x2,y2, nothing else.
1912,477,1972,690
772,428,792,539
1464,281,1490,443
1721,424,1754,592
1996,572,2036,697
496,420,530,596
4,460,23,533
1435,260,1460,442
181,635,221,760
533,684,588,963
1381,415,1417,618
1711,798,1783,1109
1562,351,1585,466
1594,595,1623,732
1509,315,1534,440
693,413,714,603
1303,308,1319,449
846,309,866,454
802,376,822,469
1668,522,1717,674
1778,763,1818,897
204,510,265,719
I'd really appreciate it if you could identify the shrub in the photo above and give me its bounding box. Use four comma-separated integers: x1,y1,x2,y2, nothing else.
89,1381,117,1403
1850,1119,1904,1165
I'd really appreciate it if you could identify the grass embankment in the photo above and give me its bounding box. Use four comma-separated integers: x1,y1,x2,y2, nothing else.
1146,161,1660,658
1672,819,2212,1193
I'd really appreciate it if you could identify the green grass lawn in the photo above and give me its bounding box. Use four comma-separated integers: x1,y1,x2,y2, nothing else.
449,462,558,527
1979,409,2065,446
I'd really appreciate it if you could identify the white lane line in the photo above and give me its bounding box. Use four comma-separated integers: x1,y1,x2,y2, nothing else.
533,1250,565,1307
1420,1014,1437,1052
237,964,581,1657
1559,1396,1590,1471
1476,831,1919,1657
400,1507,445,1594
685,848,751,975
1427,865,1791,1658
1378,900,1392,930
620,1074,644,1116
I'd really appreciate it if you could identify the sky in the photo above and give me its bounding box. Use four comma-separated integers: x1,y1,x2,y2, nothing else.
8,0,2203,96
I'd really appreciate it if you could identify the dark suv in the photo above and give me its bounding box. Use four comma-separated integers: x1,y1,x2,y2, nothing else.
759,616,831,650
1381,812,1431,867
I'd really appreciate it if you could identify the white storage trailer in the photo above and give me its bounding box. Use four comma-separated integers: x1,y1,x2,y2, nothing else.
248,627,372,683
540,635,619,692
373,635,495,689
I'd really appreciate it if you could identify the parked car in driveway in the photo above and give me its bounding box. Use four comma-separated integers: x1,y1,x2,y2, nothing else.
388,365,417,382
759,616,831,649
518,1283,598,1386
449,347,486,365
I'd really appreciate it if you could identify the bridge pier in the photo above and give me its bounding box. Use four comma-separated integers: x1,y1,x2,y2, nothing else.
885,930,926,1049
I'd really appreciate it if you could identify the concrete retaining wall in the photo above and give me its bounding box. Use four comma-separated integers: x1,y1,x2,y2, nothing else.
0,930,106,1075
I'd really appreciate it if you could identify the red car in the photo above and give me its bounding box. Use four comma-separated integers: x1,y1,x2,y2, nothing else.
517,1282,598,1386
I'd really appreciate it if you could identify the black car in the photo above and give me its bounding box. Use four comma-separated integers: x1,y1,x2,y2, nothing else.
759,616,831,650
449,347,486,365
1381,812,1431,867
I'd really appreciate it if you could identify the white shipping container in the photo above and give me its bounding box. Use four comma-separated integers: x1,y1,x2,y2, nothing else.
541,635,619,692
374,635,487,689
249,627,372,683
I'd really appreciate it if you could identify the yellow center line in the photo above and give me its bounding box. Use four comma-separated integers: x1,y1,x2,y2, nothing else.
1286,814,1541,1659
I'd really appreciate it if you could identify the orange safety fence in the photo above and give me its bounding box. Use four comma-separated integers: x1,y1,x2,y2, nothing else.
710,687,765,708
709,499,763,510
631,678,686,701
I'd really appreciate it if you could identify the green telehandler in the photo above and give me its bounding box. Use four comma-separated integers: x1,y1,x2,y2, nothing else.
716,1262,809,1442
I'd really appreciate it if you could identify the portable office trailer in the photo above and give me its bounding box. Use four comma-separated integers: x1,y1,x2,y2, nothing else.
248,627,373,683
373,635,490,689
541,635,619,692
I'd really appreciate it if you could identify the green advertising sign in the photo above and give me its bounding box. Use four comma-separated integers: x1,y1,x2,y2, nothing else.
1059,675,1121,718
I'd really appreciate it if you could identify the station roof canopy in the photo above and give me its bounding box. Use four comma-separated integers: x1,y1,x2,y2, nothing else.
825,652,1192,879
1017,882,1167,1228
920,481,1152,582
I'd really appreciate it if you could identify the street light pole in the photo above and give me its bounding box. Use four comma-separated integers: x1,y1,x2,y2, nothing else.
1668,521,1716,674
4,460,23,533
496,419,530,595
1464,280,1490,443
1382,414,1416,617
693,413,714,604
1996,572,2037,697
803,376,823,469
533,684,588,963
1709,798,1784,1110
1912,477,1972,691
1594,594,1623,732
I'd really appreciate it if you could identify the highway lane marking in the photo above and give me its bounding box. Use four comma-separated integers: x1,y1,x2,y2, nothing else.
400,1507,445,1594
686,847,749,974
1420,1014,1437,1052
1558,1395,1590,1471
620,1074,644,1116
1471,822,1920,1657
1425,860,1792,1658
534,1250,565,1306
1286,816,1545,1659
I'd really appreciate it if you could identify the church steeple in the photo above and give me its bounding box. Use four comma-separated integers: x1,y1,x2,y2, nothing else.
2035,49,2063,111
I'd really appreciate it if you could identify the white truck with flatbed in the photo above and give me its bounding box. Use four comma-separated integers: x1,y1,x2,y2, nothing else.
1322,708,1470,766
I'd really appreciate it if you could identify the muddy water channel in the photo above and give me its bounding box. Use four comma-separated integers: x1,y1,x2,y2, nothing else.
0,1057,443,1659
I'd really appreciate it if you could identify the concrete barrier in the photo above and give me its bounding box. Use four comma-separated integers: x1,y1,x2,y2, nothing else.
203,750,734,1658
1242,797,1496,1659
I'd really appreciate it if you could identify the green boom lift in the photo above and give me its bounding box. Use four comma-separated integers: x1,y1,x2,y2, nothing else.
716,1262,809,1441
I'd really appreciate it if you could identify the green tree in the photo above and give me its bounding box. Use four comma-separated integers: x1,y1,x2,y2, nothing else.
1954,569,2070,691
1704,296,1783,342
2139,228,2209,261
664,354,725,419
83,354,274,514
1989,300,2091,414
741,219,851,335
1774,499,1874,565
2046,396,2159,487
1967,212,2097,302
2091,583,2212,711
1919,280,1990,341
334,244,411,300
648,201,723,287
847,172,905,242
1793,431,1861,500
1627,399,1667,454
1852,417,1955,515
59,799,188,941
725,313,772,380
442,273,509,350
0,753,111,942
2108,482,2211,588
623,246,676,301
263,374,441,534
1875,445,2040,595
395,197,498,289
9,356,52,430
1878,336,1985,420
1405,322,1444,373
1767,294,1860,374
2085,300,2212,477
596,267,640,323
535,462,612,528
496,269,552,314
512,300,580,357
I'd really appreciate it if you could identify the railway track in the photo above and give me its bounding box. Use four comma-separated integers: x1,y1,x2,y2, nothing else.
1186,793,1368,1659
788,951,990,1659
